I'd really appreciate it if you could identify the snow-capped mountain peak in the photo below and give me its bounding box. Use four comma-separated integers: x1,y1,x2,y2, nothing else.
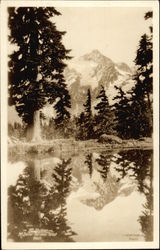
64,50,133,115
82,49,113,65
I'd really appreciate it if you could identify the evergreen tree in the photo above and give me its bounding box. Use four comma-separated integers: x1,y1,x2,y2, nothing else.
8,164,48,241
52,159,72,206
112,86,132,139
75,112,86,140
94,85,113,137
77,89,93,140
96,153,111,182
130,83,152,139
85,154,93,178
84,89,94,139
50,159,76,241
112,11,153,139
8,7,71,141
8,159,76,242
129,11,153,138
53,77,71,136
84,89,92,117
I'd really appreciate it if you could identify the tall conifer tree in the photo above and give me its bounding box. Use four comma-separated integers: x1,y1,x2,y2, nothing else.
8,7,71,141
112,86,132,139
94,85,113,137
83,89,94,139
113,11,153,139
129,11,153,138
53,77,71,135
85,154,93,178
76,89,94,140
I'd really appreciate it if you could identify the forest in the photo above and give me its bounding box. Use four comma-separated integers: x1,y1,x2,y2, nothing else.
8,7,153,144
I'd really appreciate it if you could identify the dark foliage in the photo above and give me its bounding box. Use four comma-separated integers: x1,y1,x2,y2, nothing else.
96,153,112,182
94,85,113,137
8,159,76,242
130,36,152,138
85,153,93,178
76,89,94,140
112,86,132,139
129,11,153,138
54,78,71,130
8,7,71,125
112,149,153,240
112,11,153,139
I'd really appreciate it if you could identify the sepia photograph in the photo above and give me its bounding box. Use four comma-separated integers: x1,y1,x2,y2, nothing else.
1,0,159,249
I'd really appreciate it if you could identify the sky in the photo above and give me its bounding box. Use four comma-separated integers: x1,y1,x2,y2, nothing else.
52,7,152,67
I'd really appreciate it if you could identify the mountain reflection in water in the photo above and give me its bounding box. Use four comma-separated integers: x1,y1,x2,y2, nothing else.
8,149,153,242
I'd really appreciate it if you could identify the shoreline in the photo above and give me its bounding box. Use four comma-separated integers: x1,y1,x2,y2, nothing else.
8,138,153,160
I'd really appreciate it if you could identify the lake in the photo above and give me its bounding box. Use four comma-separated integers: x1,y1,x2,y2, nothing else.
7,149,153,242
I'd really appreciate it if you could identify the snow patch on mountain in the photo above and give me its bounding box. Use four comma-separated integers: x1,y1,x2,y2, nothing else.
66,57,100,90
64,50,134,113
115,66,128,76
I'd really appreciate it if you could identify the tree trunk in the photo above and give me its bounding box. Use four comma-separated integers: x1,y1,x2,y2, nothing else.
147,92,152,114
33,159,41,181
26,110,42,142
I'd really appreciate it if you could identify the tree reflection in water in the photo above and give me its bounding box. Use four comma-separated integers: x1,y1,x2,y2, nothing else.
96,152,112,182
85,152,112,182
83,152,120,210
84,153,93,178
8,149,153,242
8,158,76,242
112,149,153,241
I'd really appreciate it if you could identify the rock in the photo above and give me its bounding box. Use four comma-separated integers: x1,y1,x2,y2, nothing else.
124,141,134,147
138,137,152,143
98,134,122,144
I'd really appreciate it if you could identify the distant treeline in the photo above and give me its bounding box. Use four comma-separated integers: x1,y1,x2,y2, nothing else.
8,78,153,141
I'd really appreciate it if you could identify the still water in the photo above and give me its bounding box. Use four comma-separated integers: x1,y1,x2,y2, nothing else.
7,149,153,242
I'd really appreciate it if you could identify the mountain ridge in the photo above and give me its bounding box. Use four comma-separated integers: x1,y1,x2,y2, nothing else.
64,49,134,115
